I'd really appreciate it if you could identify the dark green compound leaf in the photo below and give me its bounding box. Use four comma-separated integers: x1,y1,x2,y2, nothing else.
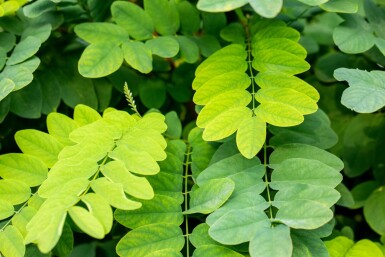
139,79,166,109
111,1,154,40
10,80,42,119
78,43,124,78
177,1,200,35
364,186,385,235
122,41,152,74
74,22,129,44
175,36,200,63
145,36,179,58
6,36,41,66
144,0,179,36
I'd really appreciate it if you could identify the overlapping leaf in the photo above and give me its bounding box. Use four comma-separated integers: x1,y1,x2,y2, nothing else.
334,68,385,113
116,140,185,256
0,104,168,254
193,21,318,159
185,141,343,257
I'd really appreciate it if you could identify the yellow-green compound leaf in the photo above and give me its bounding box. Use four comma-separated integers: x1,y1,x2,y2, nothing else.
249,224,292,257
114,194,183,229
193,245,245,257
109,144,160,175
68,206,105,239
111,1,154,40
6,36,41,65
255,87,318,115
122,41,152,74
91,177,142,210
0,179,30,205
74,22,129,44
253,25,300,42
73,104,102,126
0,153,47,186
257,73,315,95
25,197,76,253
119,130,167,161
195,44,247,75
325,236,354,257
38,159,97,198
116,223,184,257
81,193,113,235
78,43,123,78
145,36,179,58
15,129,64,167
325,237,384,257
193,57,247,91
11,206,37,237
184,178,235,214
197,90,252,128
252,49,310,75
0,199,14,220
202,106,251,141
254,102,304,127
144,249,183,257
137,112,168,134
236,115,266,159
47,112,79,145
253,38,307,59
193,71,251,105
0,225,25,257
101,160,154,200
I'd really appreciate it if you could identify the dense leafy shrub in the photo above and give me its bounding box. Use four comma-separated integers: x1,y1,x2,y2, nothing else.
1,0,385,256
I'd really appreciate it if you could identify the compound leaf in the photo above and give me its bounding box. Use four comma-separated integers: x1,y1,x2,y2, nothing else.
144,0,179,35
0,225,25,257
249,224,292,257
122,41,152,74
197,0,248,12
111,1,154,40
74,22,129,44
184,178,235,214
68,206,105,239
334,68,385,113
78,43,123,78
116,223,184,257
0,153,48,186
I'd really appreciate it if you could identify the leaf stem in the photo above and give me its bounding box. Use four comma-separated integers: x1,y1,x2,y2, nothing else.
184,144,192,257
236,8,257,115
263,142,274,220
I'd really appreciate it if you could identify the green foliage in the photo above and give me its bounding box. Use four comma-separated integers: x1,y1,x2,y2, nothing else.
1,0,385,256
